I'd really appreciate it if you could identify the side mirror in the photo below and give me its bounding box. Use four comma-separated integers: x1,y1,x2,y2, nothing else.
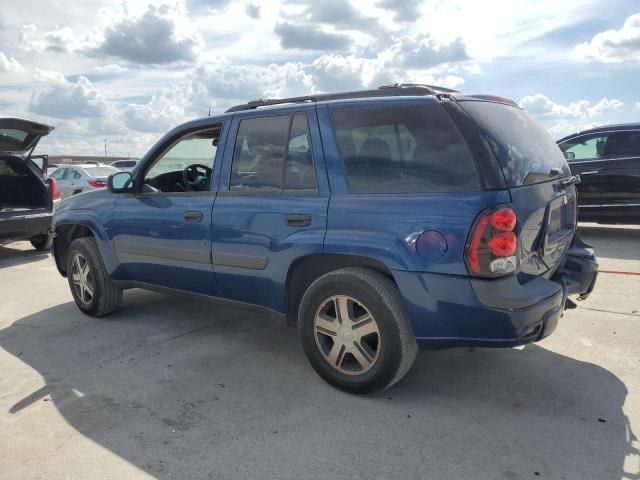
108,171,134,193
564,151,575,160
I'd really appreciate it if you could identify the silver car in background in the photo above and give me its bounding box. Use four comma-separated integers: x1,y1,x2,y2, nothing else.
110,159,138,170
49,164,119,199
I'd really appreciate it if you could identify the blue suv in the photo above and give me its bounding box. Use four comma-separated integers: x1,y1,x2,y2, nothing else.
51,84,598,394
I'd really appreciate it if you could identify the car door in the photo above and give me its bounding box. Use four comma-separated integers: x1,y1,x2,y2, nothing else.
598,130,640,207
211,108,329,313
52,168,72,198
109,122,228,296
560,132,610,208
67,168,83,195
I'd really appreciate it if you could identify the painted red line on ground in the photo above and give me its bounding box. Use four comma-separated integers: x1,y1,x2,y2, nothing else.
599,269,640,276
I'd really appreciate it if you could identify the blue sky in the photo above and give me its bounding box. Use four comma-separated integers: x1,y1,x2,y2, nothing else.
0,0,638,156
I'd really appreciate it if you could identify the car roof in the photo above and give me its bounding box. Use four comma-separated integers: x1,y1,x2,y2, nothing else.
557,123,640,143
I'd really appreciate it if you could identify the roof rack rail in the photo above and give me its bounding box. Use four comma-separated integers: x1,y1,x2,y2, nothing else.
378,83,459,94
225,83,457,113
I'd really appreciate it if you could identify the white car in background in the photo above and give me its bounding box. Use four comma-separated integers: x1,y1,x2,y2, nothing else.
49,164,119,199
110,159,138,170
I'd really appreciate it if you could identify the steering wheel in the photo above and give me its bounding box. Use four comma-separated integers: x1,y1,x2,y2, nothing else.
183,164,212,191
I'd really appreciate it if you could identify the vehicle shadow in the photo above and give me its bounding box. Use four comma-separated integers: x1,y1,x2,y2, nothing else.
1,292,638,480
578,224,640,262
0,243,49,269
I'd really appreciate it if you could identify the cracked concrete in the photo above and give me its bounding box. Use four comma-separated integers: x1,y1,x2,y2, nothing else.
0,224,639,480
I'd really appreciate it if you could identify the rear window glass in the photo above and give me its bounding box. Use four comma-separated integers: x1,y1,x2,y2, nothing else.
460,100,570,186
331,103,481,193
84,166,118,177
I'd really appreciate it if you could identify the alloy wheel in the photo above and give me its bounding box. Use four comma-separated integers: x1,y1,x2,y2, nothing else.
313,295,381,375
71,253,95,305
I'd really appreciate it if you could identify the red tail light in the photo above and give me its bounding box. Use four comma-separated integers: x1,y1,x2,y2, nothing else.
88,179,107,187
48,177,61,201
465,206,518,277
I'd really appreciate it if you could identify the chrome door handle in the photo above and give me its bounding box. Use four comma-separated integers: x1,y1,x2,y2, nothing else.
580,170,599,175
183,211,203,223
284,213,311,227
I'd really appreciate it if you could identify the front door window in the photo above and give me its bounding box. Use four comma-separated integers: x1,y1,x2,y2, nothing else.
142,126,222,193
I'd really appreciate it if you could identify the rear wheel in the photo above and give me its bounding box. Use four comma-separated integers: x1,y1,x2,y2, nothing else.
298,267,417,395
66,237,122,317
30,234,51,250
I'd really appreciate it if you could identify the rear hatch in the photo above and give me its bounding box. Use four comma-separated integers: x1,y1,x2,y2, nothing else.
0,118,55,215
458,98,577,278
0,118,54,157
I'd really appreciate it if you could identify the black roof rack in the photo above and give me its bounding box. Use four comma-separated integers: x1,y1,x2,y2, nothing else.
225,83,458,113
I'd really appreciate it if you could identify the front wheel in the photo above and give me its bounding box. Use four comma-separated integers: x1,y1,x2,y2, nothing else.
66,237,122,317
298,267,418,395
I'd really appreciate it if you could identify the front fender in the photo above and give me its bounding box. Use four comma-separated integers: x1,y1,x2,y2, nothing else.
52,208,119,276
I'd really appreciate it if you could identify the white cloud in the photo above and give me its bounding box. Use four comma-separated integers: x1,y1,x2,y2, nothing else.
520,94,625,138
574,13,640,63
29,76,110,118
18,24,98,54
32,68,67,85
0,52,24,73
94,64,128,74
520,94,623,120
97,3,203,64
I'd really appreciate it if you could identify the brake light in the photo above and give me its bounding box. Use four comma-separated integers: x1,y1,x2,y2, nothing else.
48,177,61,202
465,206,518,277
88,179,107,187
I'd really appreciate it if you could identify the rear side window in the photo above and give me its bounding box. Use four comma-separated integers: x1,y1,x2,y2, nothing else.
461,100,570,186
331,103,481,193
0,159,18,176
230,113,317,193
603,131,640,158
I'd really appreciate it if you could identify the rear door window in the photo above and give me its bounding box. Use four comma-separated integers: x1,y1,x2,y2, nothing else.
330,103,481,193
230,113,318,193
460,100,570,186
603,131,640,158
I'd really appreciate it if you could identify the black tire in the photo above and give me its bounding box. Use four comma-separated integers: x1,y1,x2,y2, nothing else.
298,267,418,395
66,237,122,317
30,234,51,250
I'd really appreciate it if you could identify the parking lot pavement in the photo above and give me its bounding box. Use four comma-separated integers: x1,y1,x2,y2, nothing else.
1,226,639,480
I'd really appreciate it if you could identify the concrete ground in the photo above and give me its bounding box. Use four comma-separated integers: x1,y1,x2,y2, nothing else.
0,224,639,480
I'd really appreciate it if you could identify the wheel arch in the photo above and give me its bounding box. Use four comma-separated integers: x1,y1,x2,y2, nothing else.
52,223,97,276
285,253,397,326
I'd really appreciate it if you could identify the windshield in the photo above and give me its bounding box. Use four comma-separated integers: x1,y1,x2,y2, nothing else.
84,166,119,177
460,100,570,187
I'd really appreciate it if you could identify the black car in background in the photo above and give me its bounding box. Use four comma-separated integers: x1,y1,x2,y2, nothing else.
0,118,59,250
558,124,640,224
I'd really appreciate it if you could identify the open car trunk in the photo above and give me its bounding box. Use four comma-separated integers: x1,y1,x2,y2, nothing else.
0,155,49,212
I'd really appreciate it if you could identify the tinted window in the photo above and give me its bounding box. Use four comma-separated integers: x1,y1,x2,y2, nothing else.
604,131,640,158
71,169,82,179
230,113,317,193
461,100,570,186
285,114,316,191
559,134,609,161
0,159,18,176
331,103,480,193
